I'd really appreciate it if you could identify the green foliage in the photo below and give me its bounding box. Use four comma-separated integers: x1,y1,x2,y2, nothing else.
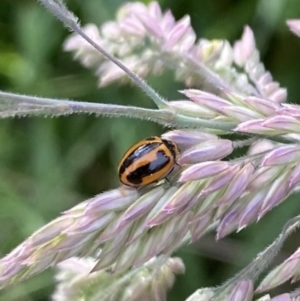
0,0,300,300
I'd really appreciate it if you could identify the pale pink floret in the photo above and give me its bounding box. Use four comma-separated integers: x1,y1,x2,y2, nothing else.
159,10,175,32
67,213,115,234
247,140,275,155
145,187,181,227
262,145,300,166
64,24,102,51
233,26,287,102
264,82,280,96
259,170,293,219
287,20,300,38
168,100,219,119
101,21,122,39
215,163,254,207
137,11,164,38
63,1,198,86
256,248,300,293
262,115,300,133
162,213,191,255
147,1,162,20
233,26,256,67
238,189,269,229
221,105,263,122
119,17,146,37
277,103,300,118
248,166,285,191
179,161,230,182
163,182,201,214
189,190,220,223
289,164,300,189
97,56,151,86
118,1,196,54
199,165,240,196
189,211,215,242
269,88,287,103
191,39,225,64
164,16,195,50
235,119,279,135
84,187,138,214
258,72,272,86
228,280,254,301
244,96,279,116
178,139,233,165
181,89,231,112
162,130,218,149
23,217,75,247
64,24,105,68
118,186,164,228
62,0,287,106
53,256,184,301
217,200,245,239
214,41,234,69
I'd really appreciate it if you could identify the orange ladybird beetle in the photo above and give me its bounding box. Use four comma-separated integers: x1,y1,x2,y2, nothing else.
118,136,179,187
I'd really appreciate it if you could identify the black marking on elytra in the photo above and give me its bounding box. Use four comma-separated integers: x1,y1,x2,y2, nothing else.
162,139,177,159
126,150,171,184
119,142,160,175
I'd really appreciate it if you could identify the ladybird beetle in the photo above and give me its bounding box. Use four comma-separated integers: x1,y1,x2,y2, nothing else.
118,136,179,187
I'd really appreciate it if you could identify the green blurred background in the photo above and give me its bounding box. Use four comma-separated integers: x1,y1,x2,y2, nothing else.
0,0,300,300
